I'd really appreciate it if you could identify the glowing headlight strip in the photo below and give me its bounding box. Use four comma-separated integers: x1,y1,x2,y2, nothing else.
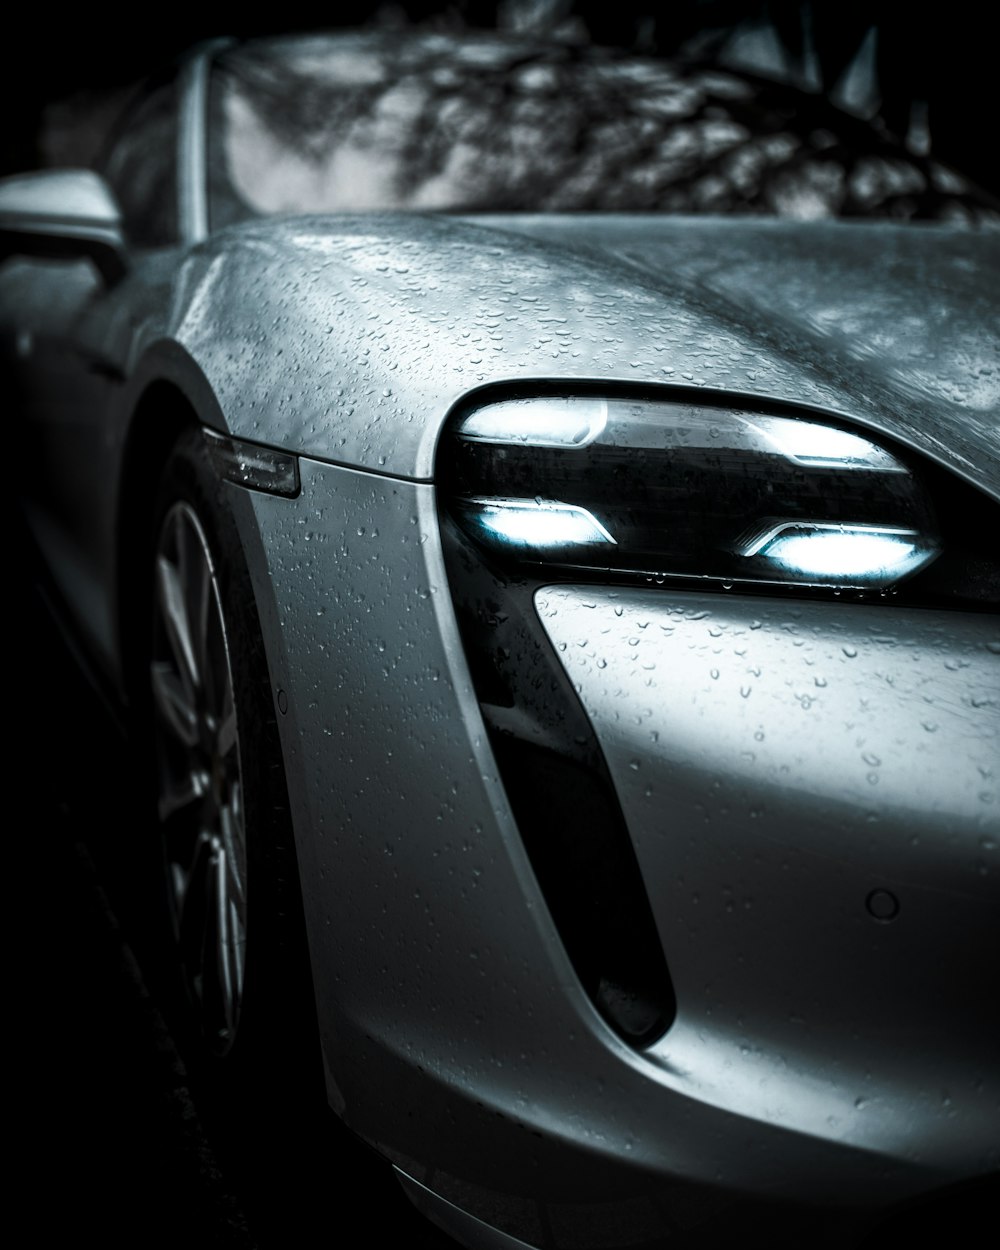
745,416,907,471
456,399,608,448
740,522,932,581
461,497,616,548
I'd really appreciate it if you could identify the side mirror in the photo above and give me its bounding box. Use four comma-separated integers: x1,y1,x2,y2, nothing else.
0,169,128,284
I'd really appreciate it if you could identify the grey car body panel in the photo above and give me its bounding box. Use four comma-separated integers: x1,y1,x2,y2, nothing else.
4,211,997,680
124,213,997,493
537,586,999,1167
221,454,993,1232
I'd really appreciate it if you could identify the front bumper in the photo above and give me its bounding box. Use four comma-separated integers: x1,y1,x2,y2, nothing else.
230,453,999,1247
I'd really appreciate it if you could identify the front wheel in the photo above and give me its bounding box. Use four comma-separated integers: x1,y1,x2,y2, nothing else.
151,496,248,1056
146,426,319,1106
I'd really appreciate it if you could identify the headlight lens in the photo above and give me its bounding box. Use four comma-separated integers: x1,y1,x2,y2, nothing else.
442,395,941,592
456,497,616,550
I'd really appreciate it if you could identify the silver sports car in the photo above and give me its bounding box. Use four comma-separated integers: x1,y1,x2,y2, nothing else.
3,29,998,1249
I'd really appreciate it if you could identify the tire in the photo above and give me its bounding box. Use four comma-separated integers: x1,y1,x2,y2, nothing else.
146,426,321,1132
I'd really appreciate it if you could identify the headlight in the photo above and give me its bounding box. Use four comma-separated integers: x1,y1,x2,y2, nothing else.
436,390,997,1049
442,394,941,593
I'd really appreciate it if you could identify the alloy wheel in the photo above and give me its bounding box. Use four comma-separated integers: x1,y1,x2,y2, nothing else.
151,501,247,1055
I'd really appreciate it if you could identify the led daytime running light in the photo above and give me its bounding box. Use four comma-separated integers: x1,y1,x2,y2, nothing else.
459,497,616,549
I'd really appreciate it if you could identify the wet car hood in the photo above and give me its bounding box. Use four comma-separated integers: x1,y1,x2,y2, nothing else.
162,213,1000,495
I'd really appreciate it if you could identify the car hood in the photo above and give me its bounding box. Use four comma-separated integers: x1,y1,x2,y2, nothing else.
163,213,1000,495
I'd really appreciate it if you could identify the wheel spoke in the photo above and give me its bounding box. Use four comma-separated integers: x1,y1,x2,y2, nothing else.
157,764,206,822
220,798,247,911
216,702,238,761
156,553,201,697
151,661,199,748
229,898,245,991
211,843,238,1040
188,547,215,713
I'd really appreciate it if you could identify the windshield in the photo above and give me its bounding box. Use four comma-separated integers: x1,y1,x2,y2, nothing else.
208,31,995,229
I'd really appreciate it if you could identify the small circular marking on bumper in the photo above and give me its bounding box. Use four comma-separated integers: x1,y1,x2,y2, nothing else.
866,888,900,922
